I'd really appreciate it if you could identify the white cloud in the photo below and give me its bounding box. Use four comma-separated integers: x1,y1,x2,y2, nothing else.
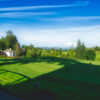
0,12,54,18
14,25,100,48
42,16,100,22
0,1,89,11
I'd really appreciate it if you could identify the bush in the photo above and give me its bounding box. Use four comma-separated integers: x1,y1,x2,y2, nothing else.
67,50,76,58
85,49,96,60
16,48,25,56
26,49,34,58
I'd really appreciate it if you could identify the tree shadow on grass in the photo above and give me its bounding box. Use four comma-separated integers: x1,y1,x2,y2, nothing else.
0,57,100,100
0,57,78,66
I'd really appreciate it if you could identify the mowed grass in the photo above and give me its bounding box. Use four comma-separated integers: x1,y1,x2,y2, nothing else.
0,56,100,100
0,59,63,86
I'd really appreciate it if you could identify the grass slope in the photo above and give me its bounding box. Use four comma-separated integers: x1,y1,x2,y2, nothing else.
0,57,100,100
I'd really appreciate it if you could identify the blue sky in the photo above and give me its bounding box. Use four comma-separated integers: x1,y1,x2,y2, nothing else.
0,0,100,48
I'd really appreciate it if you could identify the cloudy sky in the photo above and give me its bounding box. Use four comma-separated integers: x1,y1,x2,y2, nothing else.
0,0,100,48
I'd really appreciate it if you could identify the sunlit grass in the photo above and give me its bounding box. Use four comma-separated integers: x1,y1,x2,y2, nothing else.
0,71,27,86
0,60,63,86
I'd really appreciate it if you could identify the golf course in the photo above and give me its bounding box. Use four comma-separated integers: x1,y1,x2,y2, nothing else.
0,54,100,100
0,0,100,99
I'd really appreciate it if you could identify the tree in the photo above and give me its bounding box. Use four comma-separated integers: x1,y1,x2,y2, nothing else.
75,40,86,59
67,49,76,58
85,49,96,60
26,49,33,58
35,48,42,57
0,37,6,50
16,43,25,56
23,45,37,58
5,30,18,49
94,46,100,51
57,48,63,57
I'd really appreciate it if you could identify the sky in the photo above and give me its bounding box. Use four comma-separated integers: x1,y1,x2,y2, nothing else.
0,0,100,48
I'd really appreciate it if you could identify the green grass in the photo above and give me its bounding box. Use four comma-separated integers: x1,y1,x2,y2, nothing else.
0,59,63,85
0,57,100,100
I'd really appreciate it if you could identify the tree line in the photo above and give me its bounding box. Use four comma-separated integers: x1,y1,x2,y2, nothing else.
0,31,96,60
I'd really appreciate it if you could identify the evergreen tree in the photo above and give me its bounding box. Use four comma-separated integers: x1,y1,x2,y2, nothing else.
75,40,86,59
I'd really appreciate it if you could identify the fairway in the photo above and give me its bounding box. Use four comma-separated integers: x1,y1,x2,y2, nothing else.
0,57,100,100
0,58,63,86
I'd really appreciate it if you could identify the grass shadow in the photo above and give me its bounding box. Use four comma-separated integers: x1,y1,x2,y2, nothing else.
0,57,100,100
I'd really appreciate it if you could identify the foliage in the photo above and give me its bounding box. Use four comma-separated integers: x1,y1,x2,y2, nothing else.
57,48,63,57
0,37,6,50
94,46,100,51
0,30,18,50
75,40,86,59
5,30,18,50
25,45,35,58
67,49,76,58
16,47,25,57
85,49,96,60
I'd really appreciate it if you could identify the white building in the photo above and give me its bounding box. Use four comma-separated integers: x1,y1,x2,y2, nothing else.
4,48,16,57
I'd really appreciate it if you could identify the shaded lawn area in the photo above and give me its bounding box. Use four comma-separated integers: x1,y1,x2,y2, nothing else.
0,57,100,100
0,91,21,100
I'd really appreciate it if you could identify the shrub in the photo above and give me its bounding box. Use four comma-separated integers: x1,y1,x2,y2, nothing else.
85,49,96,60
67,50,76,58
26,48,34,58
